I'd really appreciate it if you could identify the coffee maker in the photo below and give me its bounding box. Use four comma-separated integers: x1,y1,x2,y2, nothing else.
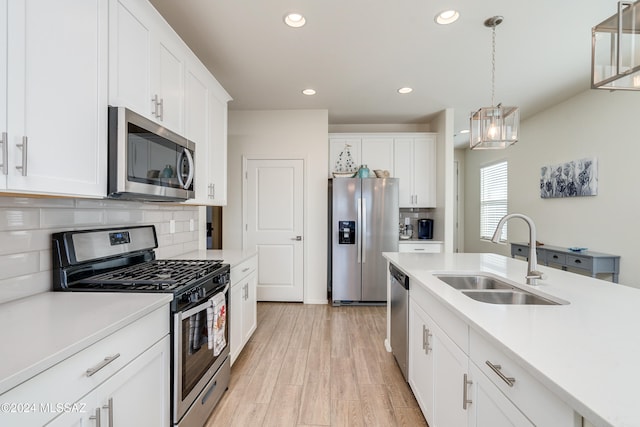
417,219,433,239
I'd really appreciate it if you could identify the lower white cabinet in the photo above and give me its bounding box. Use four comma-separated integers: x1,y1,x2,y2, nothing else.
0,305,170,426
408,299,435,422
230,254,258,364
468,362,534,427
47,336,170,427
406,268,579,427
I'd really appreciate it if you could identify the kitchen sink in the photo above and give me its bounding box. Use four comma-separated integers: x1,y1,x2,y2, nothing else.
435,273,566,305
435,274,514,290
461,290,560,305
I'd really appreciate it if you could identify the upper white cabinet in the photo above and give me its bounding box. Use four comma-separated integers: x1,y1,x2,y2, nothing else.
109,0,184,134
329,134,394,177
394,135,436,208
110,0,230,206
1,0,108,197
328,133,436,208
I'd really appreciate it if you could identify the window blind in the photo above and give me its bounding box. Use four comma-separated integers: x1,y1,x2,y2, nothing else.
480,161,508,241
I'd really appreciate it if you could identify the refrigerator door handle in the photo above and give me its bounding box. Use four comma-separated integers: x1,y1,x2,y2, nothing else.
362,198,366,264
357,198,362,264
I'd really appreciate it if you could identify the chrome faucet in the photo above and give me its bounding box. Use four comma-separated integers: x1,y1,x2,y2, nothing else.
491,213,546,285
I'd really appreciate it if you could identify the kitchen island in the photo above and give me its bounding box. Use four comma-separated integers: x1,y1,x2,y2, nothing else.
383,252,640,427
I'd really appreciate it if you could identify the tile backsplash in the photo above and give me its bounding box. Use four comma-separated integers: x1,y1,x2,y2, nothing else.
0,196,200,304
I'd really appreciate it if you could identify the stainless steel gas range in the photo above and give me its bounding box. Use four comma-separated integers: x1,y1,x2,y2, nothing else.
52,225,229,427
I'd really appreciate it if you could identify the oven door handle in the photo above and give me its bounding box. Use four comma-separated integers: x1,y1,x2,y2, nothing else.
178,283,229,320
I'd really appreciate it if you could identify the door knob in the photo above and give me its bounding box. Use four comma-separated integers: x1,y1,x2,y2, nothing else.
291,236,302,241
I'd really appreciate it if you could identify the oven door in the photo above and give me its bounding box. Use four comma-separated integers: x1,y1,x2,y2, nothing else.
173,285,229,423
108,106,195,201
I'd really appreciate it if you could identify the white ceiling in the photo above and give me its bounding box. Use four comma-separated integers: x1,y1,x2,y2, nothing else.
148,0,619,146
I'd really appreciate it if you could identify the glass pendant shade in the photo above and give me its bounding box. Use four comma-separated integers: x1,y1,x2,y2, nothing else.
592,1,640,90
470,105,519,149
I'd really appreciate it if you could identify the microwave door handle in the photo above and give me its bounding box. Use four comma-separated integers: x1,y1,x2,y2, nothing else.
184,148,195,189
176,148,195,190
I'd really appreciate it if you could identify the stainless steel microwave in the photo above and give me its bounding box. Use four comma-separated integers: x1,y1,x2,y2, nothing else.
108,106,195,201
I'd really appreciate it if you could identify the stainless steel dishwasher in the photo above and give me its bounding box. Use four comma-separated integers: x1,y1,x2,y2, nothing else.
390,263,409,381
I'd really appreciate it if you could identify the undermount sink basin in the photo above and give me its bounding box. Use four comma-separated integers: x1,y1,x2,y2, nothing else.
435,274,566,305
461,290,560,305
436,274,514,290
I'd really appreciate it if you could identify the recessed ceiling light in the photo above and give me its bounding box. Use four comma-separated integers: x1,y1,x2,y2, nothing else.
435,10,460,25
302,88,316,96
398,87,413,94
460,129,470,134
284,13,306,28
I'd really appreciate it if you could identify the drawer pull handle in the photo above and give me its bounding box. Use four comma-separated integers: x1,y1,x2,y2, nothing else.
414,248,425,251
462,373,473,409
574,259,582,264
486,361,516,387
86,353,121,377
553,255,559,259
242,267,250,273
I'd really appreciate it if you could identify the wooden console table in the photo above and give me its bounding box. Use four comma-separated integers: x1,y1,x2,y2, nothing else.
510,243,620,283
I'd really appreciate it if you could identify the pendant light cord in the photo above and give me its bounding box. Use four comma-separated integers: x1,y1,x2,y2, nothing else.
491,24,496,107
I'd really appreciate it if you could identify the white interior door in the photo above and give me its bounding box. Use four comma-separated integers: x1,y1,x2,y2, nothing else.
244,159,304,301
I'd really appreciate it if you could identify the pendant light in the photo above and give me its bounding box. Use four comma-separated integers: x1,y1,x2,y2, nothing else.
592,1,640,90
470,16,520,150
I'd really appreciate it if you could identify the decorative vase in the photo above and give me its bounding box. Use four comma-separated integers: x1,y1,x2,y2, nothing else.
358,164,370,178
161,164,174,178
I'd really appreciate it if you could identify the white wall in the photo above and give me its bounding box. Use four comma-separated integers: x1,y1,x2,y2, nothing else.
431,108,455,252
0,196,200,304
464,89,640,287
223,110,329,304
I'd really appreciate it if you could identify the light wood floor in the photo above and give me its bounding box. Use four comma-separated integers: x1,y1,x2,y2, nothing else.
205,302,427,426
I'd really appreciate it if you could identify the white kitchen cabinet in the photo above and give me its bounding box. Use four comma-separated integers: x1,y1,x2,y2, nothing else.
409,285,469,427
183,59,230,205
0,305,170,426
394,135,437,207
405,261,577,427
409,298,435,422
361,137,394,175
468,362,534,427
47,336,170,427
398,241,443,253
0,0,6,183
229,254,258,364
469,329,577,427
109,0,185,134
1,0,108,197
328,134,394,177
111,0,230,206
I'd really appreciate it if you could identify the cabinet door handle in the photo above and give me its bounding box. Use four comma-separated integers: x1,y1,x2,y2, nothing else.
89,407,101,426
209,183,215,199
485,361,516,387
0,132,7,175
151,94,159,117
462,373,473,409
16,136,27,176
102,397,114,427
86,353,121,377
158,97,164,121
422,325,427,350
425,327,432,354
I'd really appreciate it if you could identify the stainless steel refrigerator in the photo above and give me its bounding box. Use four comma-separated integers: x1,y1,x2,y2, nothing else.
330,178,399,305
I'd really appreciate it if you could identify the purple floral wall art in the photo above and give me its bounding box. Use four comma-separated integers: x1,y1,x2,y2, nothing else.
540,157,598,199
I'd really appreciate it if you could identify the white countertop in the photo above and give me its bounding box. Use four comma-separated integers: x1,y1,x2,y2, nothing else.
0,292,172,395
383,252,640,427
398,239,443,243
172,249,257,267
